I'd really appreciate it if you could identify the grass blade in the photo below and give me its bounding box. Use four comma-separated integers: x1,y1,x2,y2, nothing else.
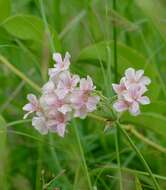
0,115,8,190
117,122,161,190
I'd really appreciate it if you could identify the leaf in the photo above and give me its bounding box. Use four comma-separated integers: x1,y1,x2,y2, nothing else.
110,9,138,32
0,0,11,23
2,14,61,50
0,115,8,190
76,41,159,99
121,112,166,138
135,176,143,190
135,0,166,42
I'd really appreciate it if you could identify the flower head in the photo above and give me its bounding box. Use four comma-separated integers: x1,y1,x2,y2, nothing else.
23,52,100,137
125,68,151,87
23,94,40,119
112,68,151,116
71,76,100,118
49,52,71,80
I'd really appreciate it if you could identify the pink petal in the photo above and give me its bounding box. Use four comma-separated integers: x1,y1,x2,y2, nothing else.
125,68,135,80
32,116,48,135
86,96,100,112
129,101,140,116
56,123,66,137
140,76,151,85
63,52,71,69
58,104,72,114
138,96,150,105
42,81,55,94
74,107,87,119
52,53,62,64
55,88,68,99
23,103,33,111
72,74,80,87
135,69,144,81
113,100,128,112
27,94,37,104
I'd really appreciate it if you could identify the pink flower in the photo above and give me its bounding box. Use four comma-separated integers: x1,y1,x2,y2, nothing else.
47,112,69,137
23,52,100,137
71,76,100,118
125,68,151,87
32,116,48,135
40,93,72,115
113,85,150,116
48,52,71,79
55,71,80,99
112,68,151,116
42,80,55,94
112,77,126,96
23,94,40,119
80,75,96,92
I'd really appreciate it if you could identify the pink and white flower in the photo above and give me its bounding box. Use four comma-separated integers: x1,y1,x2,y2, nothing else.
125,68,151,87
32,116,48,135
23,52,100,137
71,76,100,118
47,111,69,137
55,71,80,99
23,94,40,119
48,52,71,79
112,68,151,116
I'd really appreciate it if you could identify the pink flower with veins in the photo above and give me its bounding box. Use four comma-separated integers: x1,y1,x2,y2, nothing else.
40,93,72,115
42,80,55,94
56,71,80,99
113,85,150,116
125,68,151,87
47,112,69,137
32,116,48,135
80,75,96,92
112,77,126,96
71,76,100,118
48,52,71,79
23,94,40,119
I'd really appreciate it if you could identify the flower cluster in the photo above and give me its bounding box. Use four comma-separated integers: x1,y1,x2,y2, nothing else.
23,52,100,137
112,68,151,116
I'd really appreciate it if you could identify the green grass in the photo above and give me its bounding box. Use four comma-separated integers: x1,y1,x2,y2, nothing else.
0,0,166,189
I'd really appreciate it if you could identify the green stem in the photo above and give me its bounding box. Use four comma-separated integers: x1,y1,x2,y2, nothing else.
0,55,41,93
123,125,166,154
113,0,118,82
39,0,55,53
73,120,93,190
115,124,123,190
117,122,161,190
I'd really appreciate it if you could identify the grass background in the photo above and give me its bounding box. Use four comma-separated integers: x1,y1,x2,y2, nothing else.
0,0,166,189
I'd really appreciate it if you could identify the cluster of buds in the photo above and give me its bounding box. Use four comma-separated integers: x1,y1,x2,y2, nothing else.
112,68,151,116
23,52,100,137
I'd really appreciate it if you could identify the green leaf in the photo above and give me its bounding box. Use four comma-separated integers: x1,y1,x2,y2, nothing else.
0,115,8,190
0,0,11,23
135,0,166,42
2,14,61,50
135,176,143,190
122,112,166,138
110,9,138,32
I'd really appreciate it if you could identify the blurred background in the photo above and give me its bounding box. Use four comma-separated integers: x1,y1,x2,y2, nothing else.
0,0,166,189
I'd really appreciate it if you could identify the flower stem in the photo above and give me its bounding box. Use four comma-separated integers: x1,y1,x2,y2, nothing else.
115,124,123,190
39,0,55,53
123,125,166,154
0,55,41,93
117,122,161,190
113,0,118,82
73,120,93,190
